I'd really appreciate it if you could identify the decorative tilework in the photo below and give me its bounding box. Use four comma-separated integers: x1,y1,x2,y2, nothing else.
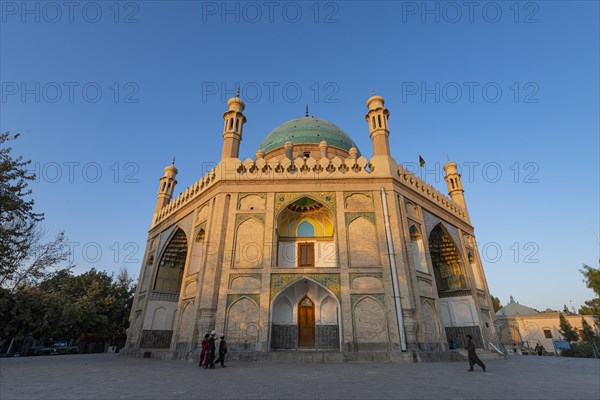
275,192,336,212
343,191,373,208
349,272,384,281
422,209,460,244
237,193,267,210
226,294,260,308
351,294,385,307
270,273,341,300
345,212,376,225
228,273,262,288
235,214,265,226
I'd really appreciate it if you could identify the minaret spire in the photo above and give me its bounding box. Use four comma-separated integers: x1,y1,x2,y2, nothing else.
305,104,309,117
365,92,391,156
221,92,246,160
443,158,470,221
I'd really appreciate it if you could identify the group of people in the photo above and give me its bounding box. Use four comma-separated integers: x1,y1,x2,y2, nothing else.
199,330,227,369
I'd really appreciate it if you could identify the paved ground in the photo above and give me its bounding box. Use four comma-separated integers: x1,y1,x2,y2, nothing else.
1,353,598,400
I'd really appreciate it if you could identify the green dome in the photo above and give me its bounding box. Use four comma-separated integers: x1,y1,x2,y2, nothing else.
258,117,360,155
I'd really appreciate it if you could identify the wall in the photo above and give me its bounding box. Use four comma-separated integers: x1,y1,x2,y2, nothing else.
277,241,337,268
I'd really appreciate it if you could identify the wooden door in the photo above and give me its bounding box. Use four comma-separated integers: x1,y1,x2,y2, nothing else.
298,296,315,348
298,243,315,267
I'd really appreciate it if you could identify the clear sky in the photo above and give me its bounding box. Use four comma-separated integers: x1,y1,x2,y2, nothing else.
1,1,598,311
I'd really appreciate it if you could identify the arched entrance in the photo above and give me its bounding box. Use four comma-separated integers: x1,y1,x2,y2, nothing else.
276,197,336,268
270,278,340,350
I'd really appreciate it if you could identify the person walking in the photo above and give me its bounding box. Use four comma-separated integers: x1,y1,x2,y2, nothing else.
206,330,217,369
465,334,486,372
535,343,542,356
214,334,228,368
199,334,209,367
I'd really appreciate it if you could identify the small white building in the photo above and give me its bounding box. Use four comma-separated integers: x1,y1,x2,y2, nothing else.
495,296,597,354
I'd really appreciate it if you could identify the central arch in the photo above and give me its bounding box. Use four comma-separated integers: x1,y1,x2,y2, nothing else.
276,196,336,268
270,277,341,351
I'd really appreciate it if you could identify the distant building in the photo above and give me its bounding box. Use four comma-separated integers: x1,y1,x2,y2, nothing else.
495,296,597,353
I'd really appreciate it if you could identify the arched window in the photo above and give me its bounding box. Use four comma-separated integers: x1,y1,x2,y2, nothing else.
297,221,315,237
154,228,188,294
409,225,428,273
428,224,467,292
196,228,205,243
468,251,484,289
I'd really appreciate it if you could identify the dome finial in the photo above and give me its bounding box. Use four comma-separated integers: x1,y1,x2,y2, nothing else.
372,88,375,96
235,86,240,98
171,156,176,166
305,104,309,117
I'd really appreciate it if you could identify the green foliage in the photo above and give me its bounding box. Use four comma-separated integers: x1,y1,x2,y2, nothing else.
581,263,600,296
558,312,580,342
562,342,596,358
580,317,599,344
491,295,502,312
0,268,135,342
579,263,600,328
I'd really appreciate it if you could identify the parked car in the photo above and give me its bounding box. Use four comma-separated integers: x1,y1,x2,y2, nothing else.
48,341,79,355
28,342,53,356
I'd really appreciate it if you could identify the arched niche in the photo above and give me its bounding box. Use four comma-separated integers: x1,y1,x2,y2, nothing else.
276,197,336,268
428,223,468,293
154,228,188,294
409,225,428,273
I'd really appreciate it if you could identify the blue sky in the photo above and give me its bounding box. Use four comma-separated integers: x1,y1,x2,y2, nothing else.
1,1,598,311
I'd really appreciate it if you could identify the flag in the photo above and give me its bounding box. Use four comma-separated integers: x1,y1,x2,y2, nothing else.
419,155,426,167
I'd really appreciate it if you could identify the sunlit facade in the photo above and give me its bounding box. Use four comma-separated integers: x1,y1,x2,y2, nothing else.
124,93,498,361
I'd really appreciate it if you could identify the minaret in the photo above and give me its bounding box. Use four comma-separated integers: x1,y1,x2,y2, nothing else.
443,159,469,219
221,88,247,160
365,91,391,156
154,160,178,221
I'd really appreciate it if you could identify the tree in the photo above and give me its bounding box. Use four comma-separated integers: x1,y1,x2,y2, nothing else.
0,224,72,290
580,317,598,344
579,263,600,327
491,295,502,312
1,268,135,343
558,312,580,342
0,132,43,284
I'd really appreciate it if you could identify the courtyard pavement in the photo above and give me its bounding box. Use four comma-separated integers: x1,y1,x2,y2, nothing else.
1,353,598,400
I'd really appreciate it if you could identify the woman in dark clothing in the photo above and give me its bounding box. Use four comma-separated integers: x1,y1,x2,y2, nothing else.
199,334,210,367
214,334,228,368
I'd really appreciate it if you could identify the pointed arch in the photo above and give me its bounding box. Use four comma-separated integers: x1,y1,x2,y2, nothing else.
226,296,259,344
320,296,338,325
234,217,264,268
428,223,468,293
154,228,188,294
409,224,428,273
347,216,379,266
353,296,388,343
270,276,341,351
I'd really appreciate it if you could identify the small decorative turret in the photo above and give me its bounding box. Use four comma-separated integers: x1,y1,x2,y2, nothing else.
365,91,391,156
319,140,328,159
154,159,178,222
284,140,294,160
221,88,246,160
443,159,469,219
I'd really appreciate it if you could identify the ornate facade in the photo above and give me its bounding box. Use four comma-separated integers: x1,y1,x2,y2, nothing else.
124,93,498,361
